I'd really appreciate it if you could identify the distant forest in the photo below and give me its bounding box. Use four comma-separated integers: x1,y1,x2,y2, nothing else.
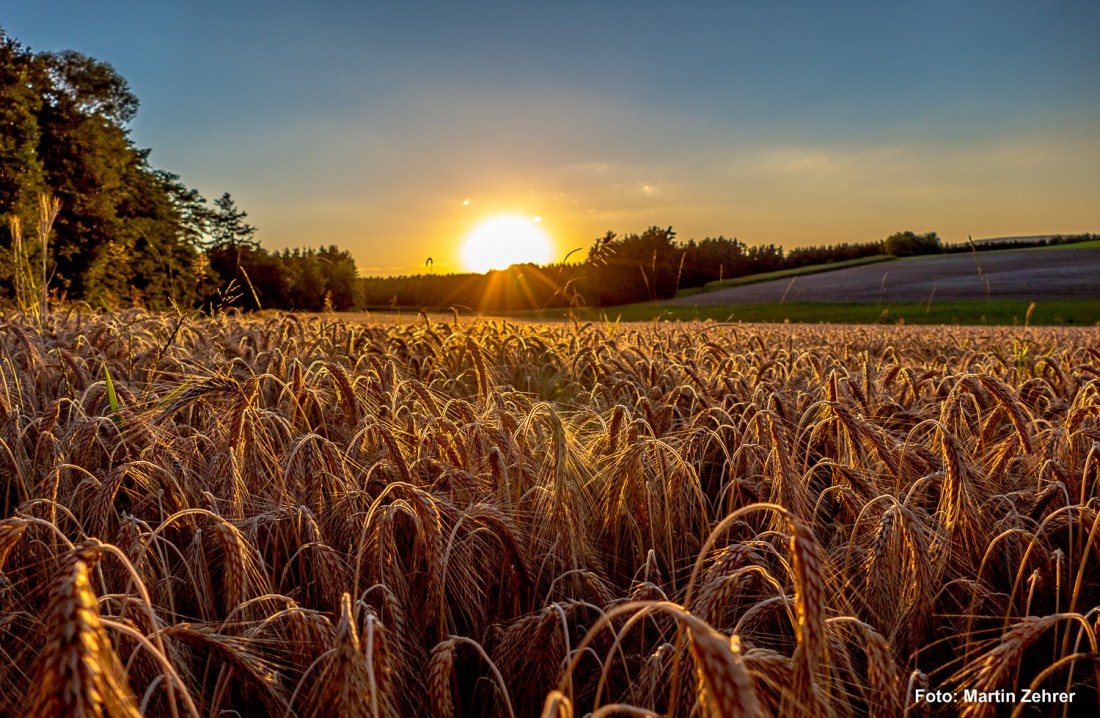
360,228,891,312
2,29,1095,314
358,229,1097,312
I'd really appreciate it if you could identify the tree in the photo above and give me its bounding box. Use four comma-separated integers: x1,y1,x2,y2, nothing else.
206,193,258,251
0,30,215,307
3,27,373,312
317,245,361,310
281,248,325,309
0,32,48,232
34,54,196,303
884,231,941,257
81,159,210,306
156,170,214,248
41,50,138,126
579,226,681,305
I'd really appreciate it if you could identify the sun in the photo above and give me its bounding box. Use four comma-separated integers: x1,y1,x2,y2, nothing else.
461,215,553,273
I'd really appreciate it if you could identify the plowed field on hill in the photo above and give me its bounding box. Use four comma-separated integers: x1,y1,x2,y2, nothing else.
667,246,1100,305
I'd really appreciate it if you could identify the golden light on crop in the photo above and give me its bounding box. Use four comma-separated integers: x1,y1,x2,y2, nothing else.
461,215,553,273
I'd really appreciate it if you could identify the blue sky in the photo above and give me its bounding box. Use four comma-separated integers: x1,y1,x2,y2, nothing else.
5,1,1099,273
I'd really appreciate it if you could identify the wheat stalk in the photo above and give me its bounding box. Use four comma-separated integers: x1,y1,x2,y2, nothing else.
28,544,142,718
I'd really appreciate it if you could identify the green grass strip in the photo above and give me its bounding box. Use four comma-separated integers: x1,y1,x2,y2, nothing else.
512,299,1100,326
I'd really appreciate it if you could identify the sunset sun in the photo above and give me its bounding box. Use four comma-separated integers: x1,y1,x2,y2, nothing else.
461,215,553,273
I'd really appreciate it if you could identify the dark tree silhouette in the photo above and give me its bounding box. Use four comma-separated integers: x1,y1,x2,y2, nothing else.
206,193,258,251
884,231,941,257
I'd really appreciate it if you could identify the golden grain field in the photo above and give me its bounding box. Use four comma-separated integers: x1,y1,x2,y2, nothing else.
1,309,1098,717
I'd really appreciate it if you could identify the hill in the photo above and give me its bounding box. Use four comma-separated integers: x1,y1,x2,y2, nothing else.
666,245,1100,306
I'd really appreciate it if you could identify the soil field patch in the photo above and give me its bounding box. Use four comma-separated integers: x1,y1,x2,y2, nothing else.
667,246,1100,305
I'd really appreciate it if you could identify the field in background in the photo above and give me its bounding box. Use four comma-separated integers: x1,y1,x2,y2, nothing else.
1,310,1098,716
674,255,897,298
669,245,1100,307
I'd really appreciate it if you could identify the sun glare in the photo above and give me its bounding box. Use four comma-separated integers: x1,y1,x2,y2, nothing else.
461,215,553,273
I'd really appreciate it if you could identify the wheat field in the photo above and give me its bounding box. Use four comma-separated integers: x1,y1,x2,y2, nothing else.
1,308,1097,717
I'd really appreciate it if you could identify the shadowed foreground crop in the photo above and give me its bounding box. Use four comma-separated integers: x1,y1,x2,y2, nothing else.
0,309,1098,717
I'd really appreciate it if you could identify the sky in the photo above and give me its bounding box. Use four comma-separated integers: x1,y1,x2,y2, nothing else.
5,1,1100,275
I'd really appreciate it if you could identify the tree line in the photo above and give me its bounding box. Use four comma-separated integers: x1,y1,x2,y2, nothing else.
360,228,1094,312
359,228,931,311
0,29,363,312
